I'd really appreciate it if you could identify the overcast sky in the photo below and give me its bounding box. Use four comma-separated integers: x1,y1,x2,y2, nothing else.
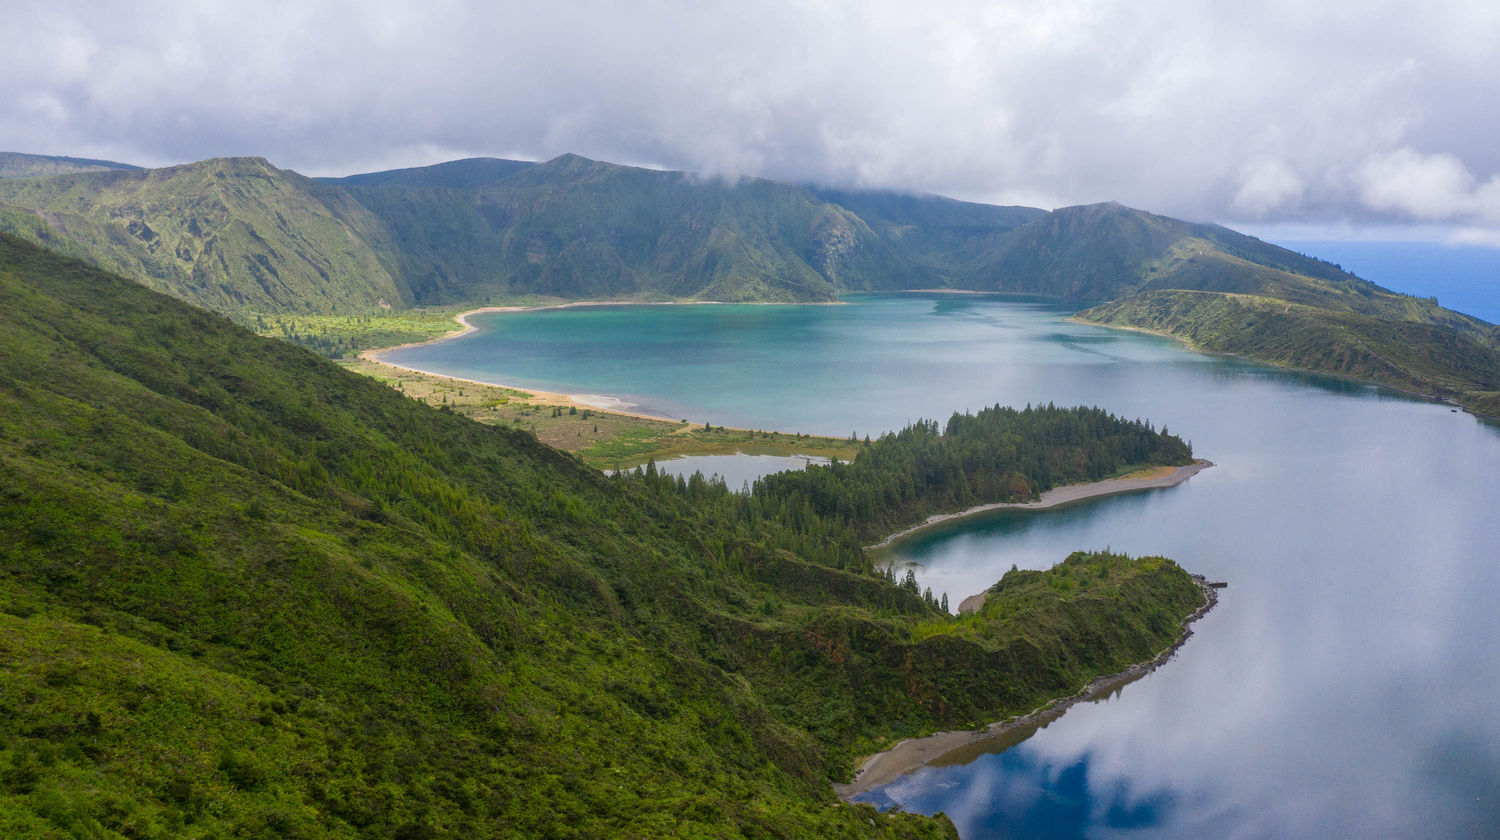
6,0,1500,242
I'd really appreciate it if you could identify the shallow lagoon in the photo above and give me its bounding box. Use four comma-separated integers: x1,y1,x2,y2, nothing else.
383,294,1500,838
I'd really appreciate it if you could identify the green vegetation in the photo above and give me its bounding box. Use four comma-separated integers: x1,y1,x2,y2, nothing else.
5,151,1494,423
0,234,1206,837
579,424,863,471
752,405,1194,548
956,202,1490,332
0,157,409,315
1077,290,1500,418
330,153,917,305
911,551,1204,680
253,310,464,358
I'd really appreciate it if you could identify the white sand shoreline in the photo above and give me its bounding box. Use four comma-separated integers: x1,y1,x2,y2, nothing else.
360,300,838,421
867,459,1214,552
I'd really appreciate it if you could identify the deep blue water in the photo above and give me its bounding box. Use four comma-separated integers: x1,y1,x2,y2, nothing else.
1277,239,1500,323
383,294,1500,838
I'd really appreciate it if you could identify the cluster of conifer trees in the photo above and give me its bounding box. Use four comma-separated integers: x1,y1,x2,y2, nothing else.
624,403,1193,575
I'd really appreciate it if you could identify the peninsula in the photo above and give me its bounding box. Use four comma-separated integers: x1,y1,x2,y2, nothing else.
868,459,1214,552
837,571,1220,797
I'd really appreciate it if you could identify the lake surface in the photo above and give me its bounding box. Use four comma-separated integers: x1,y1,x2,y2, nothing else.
628,453,829,490
383,294,1500,838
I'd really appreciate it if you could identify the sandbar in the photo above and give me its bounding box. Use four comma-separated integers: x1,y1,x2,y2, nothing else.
867,459,1214,552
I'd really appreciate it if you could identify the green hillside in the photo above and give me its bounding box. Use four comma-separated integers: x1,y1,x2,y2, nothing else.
0,234,1207,838
808,187,1046,275
0,158,409,315
0,153,140,180
1077,290,1500,415
320,157,534,190
336,154,926,304
957,202,1491,331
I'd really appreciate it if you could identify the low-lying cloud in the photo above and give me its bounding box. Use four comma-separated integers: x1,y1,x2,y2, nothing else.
4,0,1500,240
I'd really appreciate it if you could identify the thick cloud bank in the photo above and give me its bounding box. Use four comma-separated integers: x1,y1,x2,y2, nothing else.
5,0,1500,237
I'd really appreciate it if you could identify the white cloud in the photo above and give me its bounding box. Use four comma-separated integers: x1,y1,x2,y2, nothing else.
1446,227,1500,247
1233,159,1305,216
0,0,1498,235
1357,148,1475,220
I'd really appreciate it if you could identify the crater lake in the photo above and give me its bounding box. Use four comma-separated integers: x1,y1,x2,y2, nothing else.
380,293,1500,839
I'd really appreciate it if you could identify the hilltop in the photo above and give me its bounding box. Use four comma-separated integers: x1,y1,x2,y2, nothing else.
0,152,141,180
0,157,409,315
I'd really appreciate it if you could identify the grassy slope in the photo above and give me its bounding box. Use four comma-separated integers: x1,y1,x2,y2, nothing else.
0,158,408,316
1077,290,1500,415
0,235,1206,838
970,202,1500,417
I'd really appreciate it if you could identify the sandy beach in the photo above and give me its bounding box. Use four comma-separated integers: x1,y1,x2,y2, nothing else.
360,300,835,421
834,576,1221,798
359,303,697,420
867,459,1214,551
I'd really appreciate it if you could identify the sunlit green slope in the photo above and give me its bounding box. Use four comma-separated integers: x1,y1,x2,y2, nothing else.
0,157,409,315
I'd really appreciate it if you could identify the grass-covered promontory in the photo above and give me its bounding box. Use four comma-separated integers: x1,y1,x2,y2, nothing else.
0,234,1206,838
1078,290,1500,416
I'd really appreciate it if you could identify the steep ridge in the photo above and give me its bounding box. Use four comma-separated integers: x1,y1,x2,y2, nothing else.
807,186,1046,274
0,233,1208,838
320,156,535,190
0,152,141,180
336,153,926,304
0,157,409,315
958,202,1491,333
3,151,1494,419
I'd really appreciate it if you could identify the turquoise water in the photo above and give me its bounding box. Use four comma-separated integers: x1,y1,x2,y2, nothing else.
383,295,1500,838
387,296,1237,437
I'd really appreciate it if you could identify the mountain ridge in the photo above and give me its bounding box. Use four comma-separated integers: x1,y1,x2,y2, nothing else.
0,151,142,180
1,150,1494,417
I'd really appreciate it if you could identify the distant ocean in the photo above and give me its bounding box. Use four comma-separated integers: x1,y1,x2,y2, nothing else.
1277,240,1500,324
